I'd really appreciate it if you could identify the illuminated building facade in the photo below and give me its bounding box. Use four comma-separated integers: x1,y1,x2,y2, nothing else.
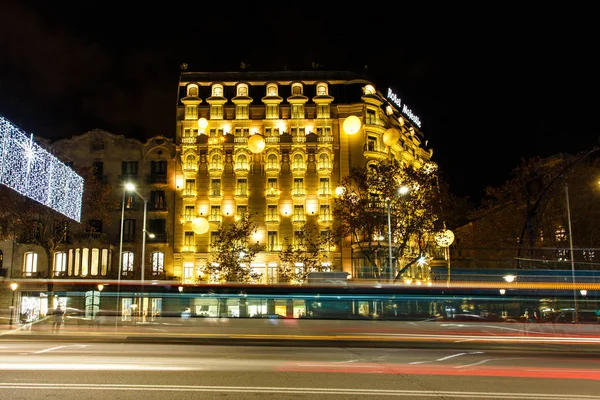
173,71,434,284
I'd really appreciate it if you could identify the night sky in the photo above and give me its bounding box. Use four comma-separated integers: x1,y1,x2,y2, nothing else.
1,2,598,204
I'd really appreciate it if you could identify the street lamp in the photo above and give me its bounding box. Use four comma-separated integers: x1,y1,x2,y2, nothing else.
9,282,18,327
125,182,149,323
387,186,409,282
115,186,126,330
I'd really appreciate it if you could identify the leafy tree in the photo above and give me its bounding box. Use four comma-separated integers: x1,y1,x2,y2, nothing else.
0,165,116,277
454,152,600,270
200,214,262,283
332,161,442,280
277,225,334,284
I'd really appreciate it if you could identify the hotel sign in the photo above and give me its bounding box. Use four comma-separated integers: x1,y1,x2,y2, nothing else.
387,88,422,128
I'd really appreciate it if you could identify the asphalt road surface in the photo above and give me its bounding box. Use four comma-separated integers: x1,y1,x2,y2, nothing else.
0,340,599,399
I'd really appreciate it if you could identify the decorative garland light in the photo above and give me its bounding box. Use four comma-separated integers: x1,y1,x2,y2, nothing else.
0,115,83,222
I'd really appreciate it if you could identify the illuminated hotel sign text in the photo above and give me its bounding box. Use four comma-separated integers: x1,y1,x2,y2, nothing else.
387,88,422,128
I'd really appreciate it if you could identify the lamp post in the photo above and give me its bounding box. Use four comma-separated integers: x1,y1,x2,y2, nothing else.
115,187,126,330
565,183,578,323
125,182,149,323
9,282,18,327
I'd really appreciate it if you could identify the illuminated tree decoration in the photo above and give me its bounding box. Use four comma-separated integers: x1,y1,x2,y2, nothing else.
0,115,83,222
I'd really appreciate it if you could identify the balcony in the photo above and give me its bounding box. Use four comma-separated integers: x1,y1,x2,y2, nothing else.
181,137,197,144
73,232,110,243
147,174,167,184
265,162,280,173
291,163,306,173
234,162,250,173
148,205,168,212
235,189,249,198
208,163,223,173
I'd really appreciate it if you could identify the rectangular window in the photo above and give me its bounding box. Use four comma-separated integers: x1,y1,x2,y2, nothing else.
151,190,166,210
91,248,99,276
53,252,66,276
293,178,304,196
211,105,223,119
366,109,377,125
317,104,329,118
148,219,166,237
210,206,221,223
267,178,278,195
319,178,330,196
122,252,134,274
185,179,195,196
320,205,331,222
268,231,277,251
237,205,247,217
291,104,304,119
236,104,249,119
185,205,195,221
211,179,221,196
367,135,377,152
266,104,278,119
293,205,305,223
267,205,278,223
183,128,192,138
152,252,165,274
185,104,197,119
121,161,138,175
184,231,194,246
125,193,136,209
236,179,247,196
124,219,136,242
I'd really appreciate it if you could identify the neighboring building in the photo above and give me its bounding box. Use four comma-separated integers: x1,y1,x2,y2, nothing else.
173,70,434,284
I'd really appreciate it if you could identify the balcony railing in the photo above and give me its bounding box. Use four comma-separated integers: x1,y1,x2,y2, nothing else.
147,174,167,184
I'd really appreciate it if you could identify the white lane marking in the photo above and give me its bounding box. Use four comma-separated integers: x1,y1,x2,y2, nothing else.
34,344,89,354
435,351,483,362
410,351,483,365
0,363,193,371
0,383,598,399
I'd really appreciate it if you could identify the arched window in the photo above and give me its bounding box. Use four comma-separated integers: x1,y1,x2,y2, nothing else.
293,154,304,169
185,154,196,169
317,83,328,96
212,84,223,97
267,84,278,96
237,84,248,96
188,85,198,97
318,153,330,169
237,154,248,169
267,154,278,169
292,84,302,95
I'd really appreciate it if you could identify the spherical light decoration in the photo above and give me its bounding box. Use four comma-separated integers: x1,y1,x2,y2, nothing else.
192,217,209,234
382,128,401,147
342,115,361,135
197,117,208,129
434,229,455,247
248,134,265,153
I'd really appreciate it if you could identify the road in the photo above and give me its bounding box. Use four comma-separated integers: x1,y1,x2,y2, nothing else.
0,339,599,399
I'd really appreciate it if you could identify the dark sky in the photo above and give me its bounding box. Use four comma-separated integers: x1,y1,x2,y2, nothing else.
1,2,598,204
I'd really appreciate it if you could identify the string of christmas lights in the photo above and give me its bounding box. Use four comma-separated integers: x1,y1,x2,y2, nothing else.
0,115,83,222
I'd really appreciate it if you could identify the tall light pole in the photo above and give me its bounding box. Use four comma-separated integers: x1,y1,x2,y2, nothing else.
9,282,18,327
565,183,578,323
115,187,126,330
125,182,148,323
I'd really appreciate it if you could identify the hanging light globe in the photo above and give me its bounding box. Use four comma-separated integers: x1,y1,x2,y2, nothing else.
197,117,208,130
382,127,401,146
192,217,209,234
248,134,265,153
434,229,455,247
342,115,361,135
